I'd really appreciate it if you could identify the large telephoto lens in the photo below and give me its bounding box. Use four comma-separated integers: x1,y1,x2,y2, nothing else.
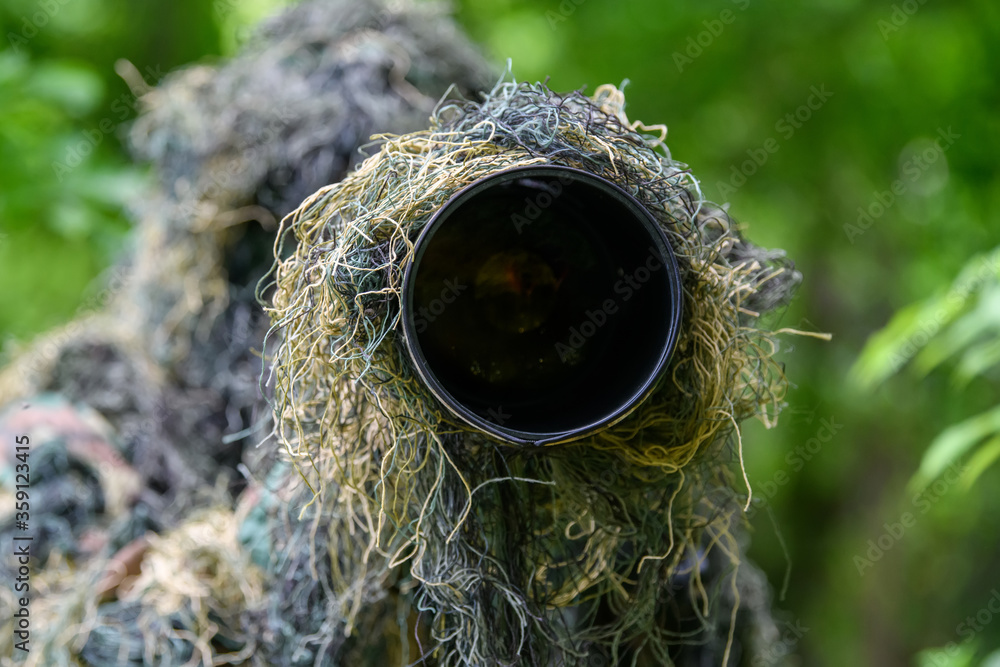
401,165,683,445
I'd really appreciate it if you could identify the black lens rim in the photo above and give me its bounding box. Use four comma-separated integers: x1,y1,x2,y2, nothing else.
401,164,684,446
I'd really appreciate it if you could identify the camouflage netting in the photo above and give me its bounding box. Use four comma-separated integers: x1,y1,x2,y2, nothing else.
0,0,810,664
120,0,493,371
238,462,415,666
0,0,492,664
260,77,806,665
0,0,493,490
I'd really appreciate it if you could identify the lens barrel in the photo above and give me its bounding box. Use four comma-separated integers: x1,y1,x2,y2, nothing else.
402,165,683,445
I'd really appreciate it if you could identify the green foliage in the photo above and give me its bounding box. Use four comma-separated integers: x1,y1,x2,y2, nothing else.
0,0,272,350
853,248,1000,388
0,50,139,343
853,247,1000,490
452,0,1000,664
3,0,1000,664
917,643,977,667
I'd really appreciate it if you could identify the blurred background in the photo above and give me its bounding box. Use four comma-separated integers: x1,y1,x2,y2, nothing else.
1,0,997,664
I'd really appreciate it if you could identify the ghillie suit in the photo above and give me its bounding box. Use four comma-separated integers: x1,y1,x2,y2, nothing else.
261,78,803,665
0,1,802,665
0,0,491,664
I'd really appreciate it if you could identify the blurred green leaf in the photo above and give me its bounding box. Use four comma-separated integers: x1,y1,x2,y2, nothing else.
850,295,953,389
954,338,1000,387
911,405,1000,492
25,61,104,115
853,247,1000,389
916,286,1000,376
49,201,93,239
916,643,976,667
857,246,1000,492
980,649,1000,667
74,168,148,207
960,434,1000,490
